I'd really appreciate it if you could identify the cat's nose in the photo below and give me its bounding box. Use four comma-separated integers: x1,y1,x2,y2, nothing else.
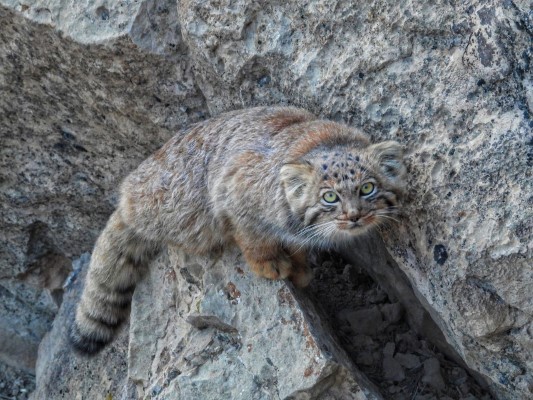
346,212,360,222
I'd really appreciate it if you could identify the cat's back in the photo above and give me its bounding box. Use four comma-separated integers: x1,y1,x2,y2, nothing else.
197,106,317,155
125,106,313,177
117,107,316,242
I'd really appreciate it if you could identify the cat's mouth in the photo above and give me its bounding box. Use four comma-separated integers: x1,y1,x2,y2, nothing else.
335,215,376,231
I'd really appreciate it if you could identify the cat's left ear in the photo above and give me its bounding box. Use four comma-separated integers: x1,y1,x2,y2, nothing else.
368,141,406,181
280,163,315,213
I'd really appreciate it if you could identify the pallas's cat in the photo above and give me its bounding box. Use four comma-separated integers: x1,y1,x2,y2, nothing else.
70,107,406,354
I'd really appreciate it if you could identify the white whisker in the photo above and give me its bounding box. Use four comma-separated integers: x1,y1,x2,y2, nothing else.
291,221,336,254
376,214,400,224
295,221,333,237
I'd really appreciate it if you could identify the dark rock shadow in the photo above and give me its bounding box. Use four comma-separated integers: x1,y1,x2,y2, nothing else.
303,233,493,399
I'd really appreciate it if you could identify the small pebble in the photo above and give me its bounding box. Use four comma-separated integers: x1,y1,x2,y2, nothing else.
344,306,384,335
459,382,471,395
366,288,388,304
380,302,404,324
388,385,401,393
450,366,468,385
383,355,405,382
352,335,375,348
395,331,420,351
422,357,446,391
383,342,395,357
395,352,421,369
356,351,374,366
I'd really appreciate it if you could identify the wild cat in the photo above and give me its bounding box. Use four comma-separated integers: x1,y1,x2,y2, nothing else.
70,106,406,354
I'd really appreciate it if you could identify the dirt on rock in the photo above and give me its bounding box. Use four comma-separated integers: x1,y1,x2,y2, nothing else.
308,251,493,400
0,363,34,400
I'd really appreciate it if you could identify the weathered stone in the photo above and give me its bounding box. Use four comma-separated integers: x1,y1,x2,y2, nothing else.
132,249,383,399
0,1,205,375
338,307,384,336
462,3,512,83
31,249,382,400
422,358,446,391
380,303,404,325
382,356,405,383
394,353,421,370
1,0,531,398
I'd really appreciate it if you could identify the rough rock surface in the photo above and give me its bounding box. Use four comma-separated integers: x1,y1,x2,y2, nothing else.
0,362,34,400
31,250,381,400
29,254,130,400
0,0,205,379
0,0,531,399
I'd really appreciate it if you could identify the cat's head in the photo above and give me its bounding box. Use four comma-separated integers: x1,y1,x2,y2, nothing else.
280,141,406,245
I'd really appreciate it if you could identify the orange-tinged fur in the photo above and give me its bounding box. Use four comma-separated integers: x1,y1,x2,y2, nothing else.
70,106,406,355
264,108,315,134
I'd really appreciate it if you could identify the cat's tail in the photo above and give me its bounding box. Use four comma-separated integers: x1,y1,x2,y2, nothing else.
69,211,159,355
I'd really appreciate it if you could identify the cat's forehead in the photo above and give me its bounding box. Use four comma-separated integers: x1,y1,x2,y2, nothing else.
318,151,371,186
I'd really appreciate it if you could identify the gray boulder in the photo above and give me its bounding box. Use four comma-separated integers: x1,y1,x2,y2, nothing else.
0,0,531,398
31,250,381,399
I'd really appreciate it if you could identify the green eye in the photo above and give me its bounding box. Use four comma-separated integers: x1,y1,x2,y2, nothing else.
360,182,375,196
322,191,339,203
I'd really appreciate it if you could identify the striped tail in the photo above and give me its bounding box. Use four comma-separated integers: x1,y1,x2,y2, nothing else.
69,211,159,355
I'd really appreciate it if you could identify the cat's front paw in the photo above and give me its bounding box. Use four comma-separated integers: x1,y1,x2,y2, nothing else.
289,265,314,288
248,255,292,281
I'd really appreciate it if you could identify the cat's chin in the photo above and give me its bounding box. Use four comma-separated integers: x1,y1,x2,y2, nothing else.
332,225,373,240
337,219,375,231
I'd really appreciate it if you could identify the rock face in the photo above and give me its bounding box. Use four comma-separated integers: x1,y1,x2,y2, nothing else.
0,0,205,381
29,254,130,400
0,0,531,399
31,250,381,400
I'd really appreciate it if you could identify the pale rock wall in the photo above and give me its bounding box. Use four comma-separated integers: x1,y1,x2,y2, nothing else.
0,0,531,399
0,0,205,375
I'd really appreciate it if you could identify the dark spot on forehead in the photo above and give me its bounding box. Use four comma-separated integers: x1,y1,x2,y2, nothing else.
322,164,328,170
340,162,345,167
350,169,355,174
343,174,349,180
333,172,338,178
323,175,329,180
355,156,360,161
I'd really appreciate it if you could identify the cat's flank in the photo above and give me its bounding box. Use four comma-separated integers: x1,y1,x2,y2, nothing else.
70,106,406,354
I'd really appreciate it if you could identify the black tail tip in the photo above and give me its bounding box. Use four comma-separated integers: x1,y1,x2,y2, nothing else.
68,323,109,356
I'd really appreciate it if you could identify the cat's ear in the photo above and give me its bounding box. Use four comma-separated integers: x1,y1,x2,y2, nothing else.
368,141,406,181
280,163,315,212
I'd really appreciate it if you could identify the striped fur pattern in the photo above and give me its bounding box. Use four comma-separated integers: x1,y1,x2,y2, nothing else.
70,106,406,354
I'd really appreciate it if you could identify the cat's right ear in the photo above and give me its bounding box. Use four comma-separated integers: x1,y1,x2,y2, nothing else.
280,163,315,212
368,141,406,182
